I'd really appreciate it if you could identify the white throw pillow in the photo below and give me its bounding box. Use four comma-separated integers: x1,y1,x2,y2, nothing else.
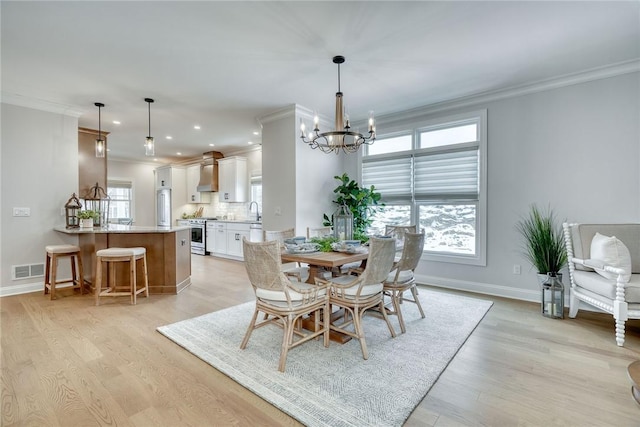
590,232,632,282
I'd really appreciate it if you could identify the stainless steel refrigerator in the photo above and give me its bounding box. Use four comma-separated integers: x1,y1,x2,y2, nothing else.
157,188,171,227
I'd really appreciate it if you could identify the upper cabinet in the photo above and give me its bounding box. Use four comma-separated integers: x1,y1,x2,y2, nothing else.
156,166,172,189
186,164,211,204
218,156,247,203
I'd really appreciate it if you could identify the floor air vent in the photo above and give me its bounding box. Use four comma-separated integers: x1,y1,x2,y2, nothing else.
12,263,45,280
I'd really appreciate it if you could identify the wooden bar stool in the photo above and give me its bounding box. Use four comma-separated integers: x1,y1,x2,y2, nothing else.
95,247,149,306
44,244,85,300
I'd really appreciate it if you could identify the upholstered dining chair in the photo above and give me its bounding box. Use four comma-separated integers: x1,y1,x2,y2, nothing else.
263,228,308,281
383,231,426,333
241,238,330,372
320,237,398,359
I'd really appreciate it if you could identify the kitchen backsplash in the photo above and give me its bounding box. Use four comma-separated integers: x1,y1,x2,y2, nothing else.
184,192,257,221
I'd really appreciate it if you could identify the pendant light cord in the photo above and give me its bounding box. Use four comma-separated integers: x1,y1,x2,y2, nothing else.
98,105,101,139
147,101,151,138
337,62,341,93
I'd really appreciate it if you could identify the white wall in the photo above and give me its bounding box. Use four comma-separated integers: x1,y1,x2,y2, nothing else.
107,159,157,226
1,103,80,293
347,72,640,301
260,105,345,236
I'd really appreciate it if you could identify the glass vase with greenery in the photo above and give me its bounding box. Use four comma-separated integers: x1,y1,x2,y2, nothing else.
323,173,384,241
515,204,567,274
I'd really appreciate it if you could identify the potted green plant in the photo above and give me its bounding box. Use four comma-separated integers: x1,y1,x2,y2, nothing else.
77,209,99,228
323,173,384,242
515,204,567,279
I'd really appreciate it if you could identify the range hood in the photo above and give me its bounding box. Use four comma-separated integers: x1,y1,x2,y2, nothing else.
197,151,224,192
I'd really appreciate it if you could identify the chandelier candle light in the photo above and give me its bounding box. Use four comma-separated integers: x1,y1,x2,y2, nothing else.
300,55,376,154
144,97,155,156
94,102,105,158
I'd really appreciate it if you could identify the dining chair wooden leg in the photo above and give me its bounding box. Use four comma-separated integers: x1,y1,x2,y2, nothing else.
323,301,330,347
392,291,407,334
379,300,397,338
411,286,425,318
353,308,369,360
240,308,259,349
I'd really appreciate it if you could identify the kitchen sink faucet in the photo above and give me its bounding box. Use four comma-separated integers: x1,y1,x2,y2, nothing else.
248,201,261,222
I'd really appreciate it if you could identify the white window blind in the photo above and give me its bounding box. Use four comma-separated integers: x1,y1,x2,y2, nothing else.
414,148,479,199
362,156,412,200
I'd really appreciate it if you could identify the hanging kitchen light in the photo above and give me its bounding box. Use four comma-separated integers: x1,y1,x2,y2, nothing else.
300,55,376,154
144,98,155,156
94,102,105,158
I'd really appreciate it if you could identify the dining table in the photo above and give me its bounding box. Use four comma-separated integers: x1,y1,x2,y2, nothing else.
280,248,368,284
281,247,369,343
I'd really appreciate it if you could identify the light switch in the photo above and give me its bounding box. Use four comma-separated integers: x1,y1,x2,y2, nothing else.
13,207,30,217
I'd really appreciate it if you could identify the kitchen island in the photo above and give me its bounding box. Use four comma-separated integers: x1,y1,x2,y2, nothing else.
55,225,191,294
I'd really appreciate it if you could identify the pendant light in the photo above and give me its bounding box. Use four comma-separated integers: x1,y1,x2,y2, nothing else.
144,98,155,156
94,102,105,158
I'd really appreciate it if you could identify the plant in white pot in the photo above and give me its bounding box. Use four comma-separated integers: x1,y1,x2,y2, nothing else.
77,210,99,228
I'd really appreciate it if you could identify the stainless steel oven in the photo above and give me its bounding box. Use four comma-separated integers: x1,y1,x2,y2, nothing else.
188,219,206,255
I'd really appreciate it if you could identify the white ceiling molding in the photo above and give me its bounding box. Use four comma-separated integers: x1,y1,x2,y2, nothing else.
1,91,84,117
376,59,640,125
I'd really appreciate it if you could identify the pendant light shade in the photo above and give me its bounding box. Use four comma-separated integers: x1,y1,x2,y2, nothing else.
144,98,155,156
94,102,105,158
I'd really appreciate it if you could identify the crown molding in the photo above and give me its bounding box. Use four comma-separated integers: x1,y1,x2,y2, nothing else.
376,59,640,125
1,91,84,117
258,104,296,125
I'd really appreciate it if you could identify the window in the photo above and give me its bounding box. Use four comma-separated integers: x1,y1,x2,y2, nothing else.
250,175,263,215
363,110,487,265
107,180,133,223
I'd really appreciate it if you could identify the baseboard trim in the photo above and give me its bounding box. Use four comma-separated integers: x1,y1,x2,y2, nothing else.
1,280,43,297
415,274,540,302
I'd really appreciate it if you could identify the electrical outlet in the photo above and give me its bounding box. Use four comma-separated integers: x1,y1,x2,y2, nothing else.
274,206,282,216
12,207,30,217
513,264,521,275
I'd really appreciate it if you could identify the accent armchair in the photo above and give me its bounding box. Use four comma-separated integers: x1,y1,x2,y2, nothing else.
563,223,640,346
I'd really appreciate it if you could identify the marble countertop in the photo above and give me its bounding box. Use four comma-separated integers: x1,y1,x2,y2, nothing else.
54,225,191,234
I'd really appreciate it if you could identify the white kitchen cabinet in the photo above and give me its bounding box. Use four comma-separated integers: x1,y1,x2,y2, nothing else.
186,164,211,204
156,166,172,189
209,221,227,256
218,157,247,203
226,223,250,258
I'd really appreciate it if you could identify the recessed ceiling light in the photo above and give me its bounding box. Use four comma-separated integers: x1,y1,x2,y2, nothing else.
166,136,172,140
112,120,121,125
194,125,201,130
106,148,111,152
209,143,215,147
153,158,158,161
176,152,182,156
253,131,259,135
248,141,253,145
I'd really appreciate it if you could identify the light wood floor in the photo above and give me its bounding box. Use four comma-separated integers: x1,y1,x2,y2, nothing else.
2,255,639,426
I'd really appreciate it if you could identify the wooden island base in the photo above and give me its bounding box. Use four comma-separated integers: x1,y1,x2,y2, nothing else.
56,225,191,295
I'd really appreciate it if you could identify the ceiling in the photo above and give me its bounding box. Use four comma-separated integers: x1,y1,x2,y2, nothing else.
2,1,638,163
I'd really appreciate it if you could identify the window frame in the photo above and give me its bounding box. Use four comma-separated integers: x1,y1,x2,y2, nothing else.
362,109,487,266
107,179,134,223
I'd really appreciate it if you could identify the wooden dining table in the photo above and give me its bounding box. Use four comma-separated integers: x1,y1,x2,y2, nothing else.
281,248,369,343
281,249,368,284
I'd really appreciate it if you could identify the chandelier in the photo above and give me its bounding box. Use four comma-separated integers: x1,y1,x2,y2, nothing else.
144,97,155,156
300,55,375,154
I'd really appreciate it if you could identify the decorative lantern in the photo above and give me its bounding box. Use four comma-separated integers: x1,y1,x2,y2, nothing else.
64,193,82,228
541,273,564,319
333,204,353,241
83,182,110,227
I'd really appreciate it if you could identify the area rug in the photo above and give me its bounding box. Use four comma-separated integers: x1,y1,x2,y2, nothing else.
157,289,493,427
